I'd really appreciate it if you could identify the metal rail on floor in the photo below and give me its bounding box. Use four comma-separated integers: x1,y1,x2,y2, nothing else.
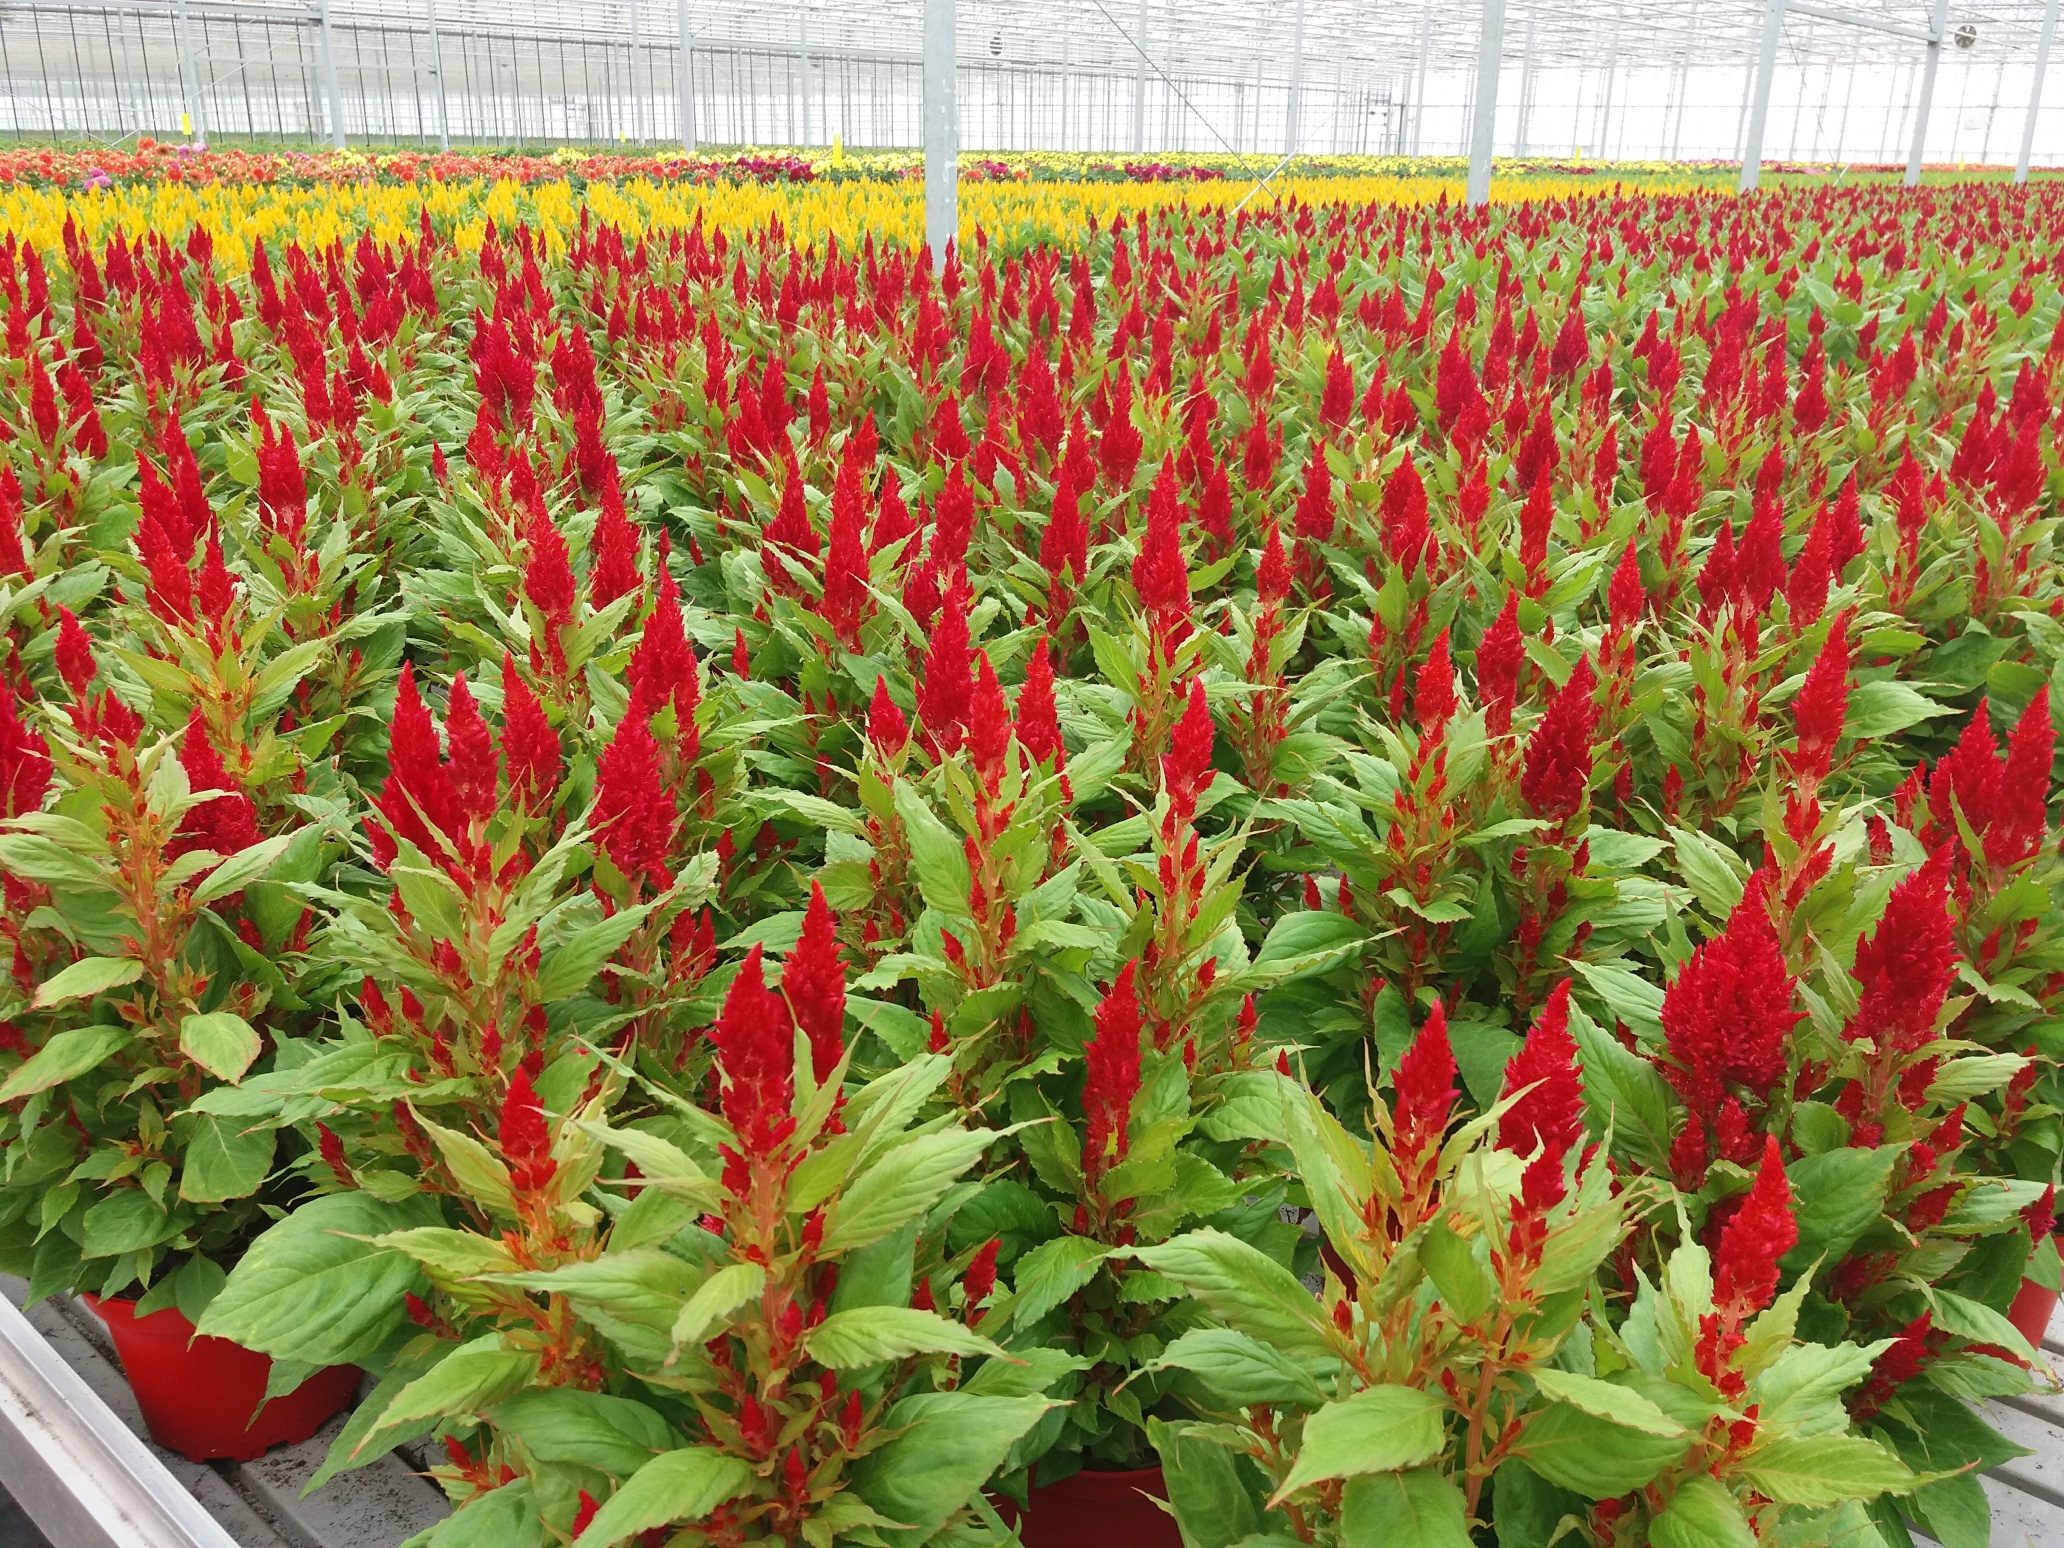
0,1291,241,1548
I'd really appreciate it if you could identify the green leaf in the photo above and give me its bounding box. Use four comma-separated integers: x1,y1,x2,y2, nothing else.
485,1252,703,1365
1515,1399,1688,1499
535,901,657,1002
1143,1328,1327,1410
0,1025,127,1099
670,1262,764,1347
1338,1468,1472,1548
1006,1234,1108,1327
1650,1476,1756,1548
80,1190,176,1258
573,1447,753,1548
1272,1387,1447,1501
1528,1369,1686,1439
821,1128,996,1252
802,1306,1003,1367
189,832,296,906
178,1012,262,1084
488,1389,674,1479
1785,1147,1899,1270
893,782,971,915
352,1336,540,1460
1844,681,1950,739
179,1114,275,1203
33,956,142,1008
1150,1419,1264,1548
1131,1229,1336,1361
423,1479,545,1548
1736,1433,1917,1507
849,1392,1052,1546
196,1192,437,1365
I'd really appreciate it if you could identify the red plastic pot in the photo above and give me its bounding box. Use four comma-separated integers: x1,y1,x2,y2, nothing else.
83,1294,361,1463
2008,1277,2061,1350
1008,1464,1180,1548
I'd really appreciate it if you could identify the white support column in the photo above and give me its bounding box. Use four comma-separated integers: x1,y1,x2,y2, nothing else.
173,0,206,142
1515,10,1537,157
1739,0,1784,192
923,0,957,274
1412,11,1432,154
1465,0,1505,206
1670,0,1702,161
797,6,813,145
2020,0,2061,182
316,0,348,149
627,0,643,142
1133,0,1149,151
425,0,450,150
1595,22,1621,155
677,0,697,151
1285,0,1307,155
1834,56,1855,161
1906,0,1950,185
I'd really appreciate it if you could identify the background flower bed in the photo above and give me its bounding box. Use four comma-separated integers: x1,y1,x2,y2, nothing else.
0,165,2060,1547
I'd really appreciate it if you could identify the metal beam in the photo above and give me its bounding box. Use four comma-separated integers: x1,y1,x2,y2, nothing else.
1907,0,1950,185
314,0,347,149
2020,0,2061,182
1465,0,1504,206
1412,10,1431,155
1132,0,1149,152
677,0,697,152
923,0,956,274
627,0,643,142
1786,1,1939,46
1515,10,1537,157
1739,0,1783,192
173,0,206,142
1285,0,1307,156
424,0,449,150
0,1294,240,1548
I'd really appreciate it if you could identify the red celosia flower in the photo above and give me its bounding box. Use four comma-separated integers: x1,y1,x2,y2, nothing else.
1497,979,1584,1161
712,946,798,1197
915,580,973,759
176,710,260,858
522,511,578,628
1415,631,1456,739
1163,677,1213,822
1850,1311,1947,1420
966,651,1013,793
1713,1135,1796,1317
589,484,640,608
1133,458,1192,631
867,675,910,756
784,882,847,1082
1475,594,1524,738
1015,637,1064,771
964,1238,1000,1324
1788,612,1852,785
499,653,560,811
1520,657,1598,828
1845,847,1953,1054
442,673,497,825
1392,1000,1457,1171
372,664,463,865
0,678,51,820
1083,961,1144,1182
592,711,675,891
1661,888,1802,1113
499,1065,557,1196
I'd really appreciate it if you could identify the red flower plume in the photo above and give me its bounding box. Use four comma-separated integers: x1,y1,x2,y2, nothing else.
785,882,847,1082
1083,962,1144,1181
1497,979,1585,1161
1714,1135,1796,1317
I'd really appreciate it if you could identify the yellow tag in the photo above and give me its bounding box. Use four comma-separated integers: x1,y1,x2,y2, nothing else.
832,134,845,167
1574,144,1584,159
180,111,192,135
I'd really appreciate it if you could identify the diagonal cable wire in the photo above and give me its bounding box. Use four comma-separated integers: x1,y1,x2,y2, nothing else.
1079,0,1244,158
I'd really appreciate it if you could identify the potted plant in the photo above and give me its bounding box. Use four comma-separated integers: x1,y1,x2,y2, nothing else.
1147,1006,1931,1545
0,562,353,1460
